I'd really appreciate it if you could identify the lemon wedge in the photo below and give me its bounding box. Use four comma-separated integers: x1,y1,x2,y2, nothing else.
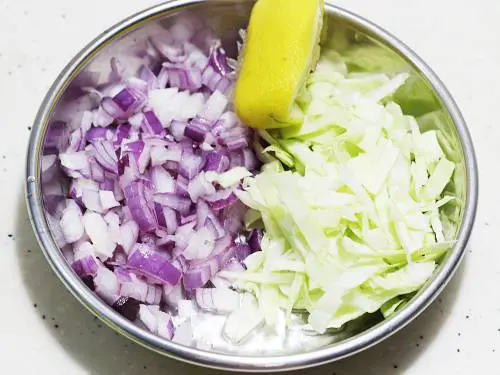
234,0,324,129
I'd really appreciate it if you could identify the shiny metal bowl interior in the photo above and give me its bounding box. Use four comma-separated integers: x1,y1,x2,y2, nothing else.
26,0,478,372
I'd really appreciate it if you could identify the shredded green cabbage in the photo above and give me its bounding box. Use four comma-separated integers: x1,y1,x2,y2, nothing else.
229,47,456,334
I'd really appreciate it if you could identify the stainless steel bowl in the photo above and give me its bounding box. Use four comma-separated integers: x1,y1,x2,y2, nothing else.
26,0,478,371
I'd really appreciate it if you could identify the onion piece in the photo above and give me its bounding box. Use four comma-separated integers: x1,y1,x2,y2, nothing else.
172,321,193,345
99,190,120,210
163,62,202,92
223,305,264,344
248,229,263,252
187,173,216,202
103,211,120,243
196,199,225,239
184,117,209,142
183,235,233,290
123,181,158,232
183,227,215,260
178,153,204,180
60,151,90,179
127,243,181,286
138,305,175,339
151,166,176,194
94,266,120,304
120,271,162,305
199,90,228,121
91,140,118,174
71,255,98,279
234,243,252,262
142,110,164,135
204,189,238,210
60,200,84,243
163,281,184,309
195,288,241,314
153,193,192,215
118,220,139,255
204,151,230,173
171,221,196,250
82,211,116,260
211,258,245,288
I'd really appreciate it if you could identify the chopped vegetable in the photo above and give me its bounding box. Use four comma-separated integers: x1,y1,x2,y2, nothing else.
233,49,455,334
195,288,242,314
234,0,324,128
53,30,258,342
223,304,265,344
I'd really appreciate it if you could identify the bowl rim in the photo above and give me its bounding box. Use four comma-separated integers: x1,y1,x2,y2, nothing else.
26,0,478,372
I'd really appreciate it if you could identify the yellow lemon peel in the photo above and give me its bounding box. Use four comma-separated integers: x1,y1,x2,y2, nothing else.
234,0,324,129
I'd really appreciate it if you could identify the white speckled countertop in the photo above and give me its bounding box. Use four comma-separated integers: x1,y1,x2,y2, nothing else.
0,0,498,373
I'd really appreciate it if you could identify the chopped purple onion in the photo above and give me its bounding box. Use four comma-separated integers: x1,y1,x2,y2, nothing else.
153,193,192,216
205,189,238,210
72,256,98,278
55,36,260,341
113,88,137,112
92,140,119,174
123,181,158,232
207,40,232,76
138,65,160,91
163,62,203,92
127,243,181,286
170,120,187,142
248,229,264,252
184,117,211,143
184,235,234,290
204,151,230,173
142,111,163,135
233,243,252,262
178,153,204,180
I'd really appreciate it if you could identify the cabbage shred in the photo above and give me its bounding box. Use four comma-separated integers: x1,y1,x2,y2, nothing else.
230,49,455,334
